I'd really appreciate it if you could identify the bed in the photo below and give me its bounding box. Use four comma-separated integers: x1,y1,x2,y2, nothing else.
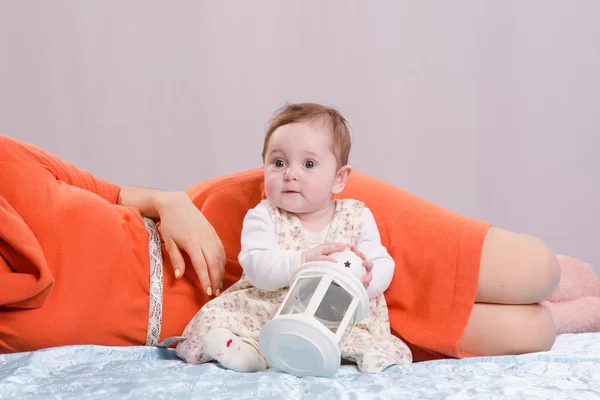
1,333,599,399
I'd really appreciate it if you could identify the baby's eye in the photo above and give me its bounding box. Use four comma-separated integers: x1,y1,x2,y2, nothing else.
304,160,315,169
274,159,286,168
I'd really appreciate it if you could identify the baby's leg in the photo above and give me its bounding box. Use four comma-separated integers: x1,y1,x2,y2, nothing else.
204,328,267,372
459,227,560,356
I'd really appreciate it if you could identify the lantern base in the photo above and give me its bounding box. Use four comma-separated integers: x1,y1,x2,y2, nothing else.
259,315,341,377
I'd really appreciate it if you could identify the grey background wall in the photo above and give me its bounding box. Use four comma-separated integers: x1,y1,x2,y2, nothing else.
1,1,599,273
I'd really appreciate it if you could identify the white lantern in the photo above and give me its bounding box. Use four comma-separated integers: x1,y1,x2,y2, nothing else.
259,253,369,377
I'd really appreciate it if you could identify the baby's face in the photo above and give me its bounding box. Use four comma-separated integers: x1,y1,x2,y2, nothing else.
263,121,341,215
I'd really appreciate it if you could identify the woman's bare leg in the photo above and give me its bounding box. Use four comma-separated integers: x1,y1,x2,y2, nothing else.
475,227,560,304
458,303,557,356
458,227,561,356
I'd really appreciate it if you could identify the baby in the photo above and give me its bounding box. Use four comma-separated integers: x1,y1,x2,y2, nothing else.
176,103,412,373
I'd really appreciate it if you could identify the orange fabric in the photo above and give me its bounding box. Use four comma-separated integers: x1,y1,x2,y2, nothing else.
0,195,53,309
341,171,490,360
0,136,151,352
186,168,491,361
0,135,490,361
0,136,210,353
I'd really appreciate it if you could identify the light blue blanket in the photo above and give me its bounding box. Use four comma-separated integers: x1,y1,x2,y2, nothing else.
1,333,599,399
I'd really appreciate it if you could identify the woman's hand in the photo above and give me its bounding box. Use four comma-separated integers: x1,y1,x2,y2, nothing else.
349,245,373,289
118,187,225,296
155,192,226,296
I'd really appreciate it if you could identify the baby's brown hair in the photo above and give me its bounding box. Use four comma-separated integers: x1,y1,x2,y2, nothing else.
261,103,352,166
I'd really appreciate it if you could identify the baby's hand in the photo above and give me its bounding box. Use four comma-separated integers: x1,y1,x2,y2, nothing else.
301,243,346,264
349,245,373,289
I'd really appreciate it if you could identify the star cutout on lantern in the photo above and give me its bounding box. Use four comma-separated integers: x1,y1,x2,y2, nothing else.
344,261,351,268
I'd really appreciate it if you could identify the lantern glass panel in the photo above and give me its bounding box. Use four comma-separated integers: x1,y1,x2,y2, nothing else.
313,281,354,334
279,276,322,315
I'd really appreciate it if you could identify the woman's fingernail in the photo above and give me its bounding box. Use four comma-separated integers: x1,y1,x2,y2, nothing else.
207,287,212,296
219,281,223,289
174,269,181,279
215,289,221,296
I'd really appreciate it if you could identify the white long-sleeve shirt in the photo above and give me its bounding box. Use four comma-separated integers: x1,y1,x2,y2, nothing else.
238,201,395,298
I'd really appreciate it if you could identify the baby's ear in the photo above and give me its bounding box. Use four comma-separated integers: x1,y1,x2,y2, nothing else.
332,165,352,194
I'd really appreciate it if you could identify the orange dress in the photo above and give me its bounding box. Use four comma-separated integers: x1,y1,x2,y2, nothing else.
0,136,490,361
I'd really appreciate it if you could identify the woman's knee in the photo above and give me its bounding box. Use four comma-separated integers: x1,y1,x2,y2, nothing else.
520,234,561,302
502,304,557,354
524,304,557,352
459,303,557,357
478,228,561,304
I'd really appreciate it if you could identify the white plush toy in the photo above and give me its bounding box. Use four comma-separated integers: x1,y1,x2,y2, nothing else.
328,248,366,280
